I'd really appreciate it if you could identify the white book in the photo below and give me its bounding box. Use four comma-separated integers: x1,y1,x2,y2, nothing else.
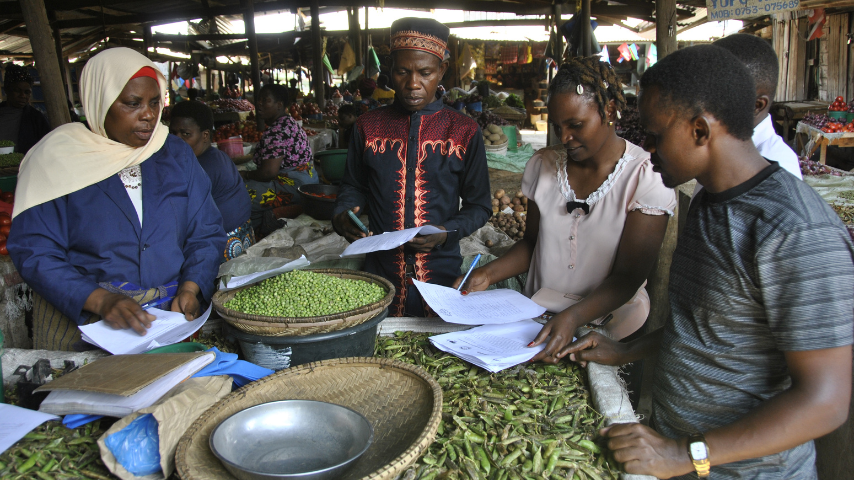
37,353,214,417
79,305,212,355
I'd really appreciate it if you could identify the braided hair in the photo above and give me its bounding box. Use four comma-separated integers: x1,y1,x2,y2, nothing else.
548,56,626,124
3,64,32,89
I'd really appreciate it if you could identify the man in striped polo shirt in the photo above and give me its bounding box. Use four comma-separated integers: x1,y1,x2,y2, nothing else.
562,45,853,479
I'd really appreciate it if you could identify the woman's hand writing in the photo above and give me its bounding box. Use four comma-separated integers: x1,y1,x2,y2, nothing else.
452,267,491,294
332,206,372,242
85,289,155,335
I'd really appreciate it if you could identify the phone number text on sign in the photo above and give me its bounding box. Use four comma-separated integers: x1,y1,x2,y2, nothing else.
706,0,800,21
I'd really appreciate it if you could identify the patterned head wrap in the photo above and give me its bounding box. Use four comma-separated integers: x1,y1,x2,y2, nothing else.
3,64,32,88
390,18,450,61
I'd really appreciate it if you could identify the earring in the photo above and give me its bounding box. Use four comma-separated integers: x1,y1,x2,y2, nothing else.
616,111,622,119
608,121,614,126
576,85,584,95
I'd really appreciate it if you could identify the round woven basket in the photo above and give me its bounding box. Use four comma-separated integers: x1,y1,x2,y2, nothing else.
212,268,395,337
485,139,509,156
175,357,443,480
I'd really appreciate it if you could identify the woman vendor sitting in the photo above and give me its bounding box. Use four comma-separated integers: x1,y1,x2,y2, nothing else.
169,100,254,262
455,57,676,364
241,84,317,231
7,47,226,351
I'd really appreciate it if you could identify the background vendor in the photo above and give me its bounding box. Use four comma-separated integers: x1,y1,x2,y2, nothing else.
455,57,675,361
333,18,491,317
169,100,254,262
0,65,51,154
242,83,317,235
8,47,226,351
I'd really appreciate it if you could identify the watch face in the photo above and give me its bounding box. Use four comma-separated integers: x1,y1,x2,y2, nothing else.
690,442,709,461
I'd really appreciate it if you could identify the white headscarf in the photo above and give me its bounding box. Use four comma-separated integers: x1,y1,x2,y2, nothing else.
13,47,169,218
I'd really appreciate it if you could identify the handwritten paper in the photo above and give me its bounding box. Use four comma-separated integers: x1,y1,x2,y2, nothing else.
0,405,59,455
340,226,450,257
79,305,212,355
219,255,310,291
413,280,546,325
429,320,546,372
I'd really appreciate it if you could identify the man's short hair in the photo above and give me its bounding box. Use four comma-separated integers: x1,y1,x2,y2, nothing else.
713,33,779,98
170,100,215,133
640,45,756,141
338,104,357,118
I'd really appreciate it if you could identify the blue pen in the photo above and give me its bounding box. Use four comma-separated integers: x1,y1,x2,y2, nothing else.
347,209,370,234
457,254,481,292
140,296,173,310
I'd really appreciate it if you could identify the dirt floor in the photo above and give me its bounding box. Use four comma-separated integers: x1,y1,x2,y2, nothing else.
488,168,525,197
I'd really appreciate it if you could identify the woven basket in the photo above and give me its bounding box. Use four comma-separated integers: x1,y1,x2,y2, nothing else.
175,357,443,480
485,139,509,156
212,269,395,337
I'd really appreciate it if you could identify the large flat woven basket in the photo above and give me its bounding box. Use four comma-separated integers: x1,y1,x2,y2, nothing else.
175,357,443,480
212,268,395,337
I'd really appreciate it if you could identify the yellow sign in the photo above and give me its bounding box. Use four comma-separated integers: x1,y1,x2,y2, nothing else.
705,0,800,21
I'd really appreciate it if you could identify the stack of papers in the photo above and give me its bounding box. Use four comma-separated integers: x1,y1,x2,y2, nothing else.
341,226,451,257
219,255,310,291
429,320,546,372
0,405,59,455
79,305,212,355
36,352,215,417
413,280,546,325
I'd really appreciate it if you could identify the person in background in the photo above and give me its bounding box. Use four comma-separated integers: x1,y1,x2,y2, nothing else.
332,18,491,317
242,83,317,233
337,103,358,149
455,57,675,359
0,65,51,154
565,45,852,480
692,33,801,200
8,47,225,351
169,100,254,262
372,74,395,105
186,87,199,101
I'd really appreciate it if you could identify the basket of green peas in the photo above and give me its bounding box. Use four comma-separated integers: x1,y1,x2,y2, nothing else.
212,268,395,336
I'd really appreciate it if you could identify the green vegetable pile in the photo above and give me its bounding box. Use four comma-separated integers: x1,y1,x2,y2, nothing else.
225,270,386,317
0,152,24,168
506,94,525,109
0,140,14,147
376,332,620,480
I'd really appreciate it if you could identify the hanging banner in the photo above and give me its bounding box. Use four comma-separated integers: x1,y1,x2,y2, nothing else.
705,0,800,21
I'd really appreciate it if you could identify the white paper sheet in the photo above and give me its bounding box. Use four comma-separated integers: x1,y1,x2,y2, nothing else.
0,405,59,455
429,320,546,372
218,255,310,291
340,226,450,257
412,280,546,325
38,353,215,417
79,305,212,355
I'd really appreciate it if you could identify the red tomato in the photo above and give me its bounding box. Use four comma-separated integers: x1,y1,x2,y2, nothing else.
0,216,10,226
0,225,10,237
0,240,8,255
0,192,14,203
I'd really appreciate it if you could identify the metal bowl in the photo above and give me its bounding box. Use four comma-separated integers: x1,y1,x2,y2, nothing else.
297,184,338,221
209,400,373,480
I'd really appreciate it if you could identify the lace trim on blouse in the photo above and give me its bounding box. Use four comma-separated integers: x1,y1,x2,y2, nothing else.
119,165,142,190
629,203,674,216
553,144,634,209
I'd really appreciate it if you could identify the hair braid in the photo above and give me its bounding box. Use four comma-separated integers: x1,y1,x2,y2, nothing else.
548,56,627,123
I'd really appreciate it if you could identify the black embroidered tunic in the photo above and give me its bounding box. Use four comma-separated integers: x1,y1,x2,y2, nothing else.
334,99,492,316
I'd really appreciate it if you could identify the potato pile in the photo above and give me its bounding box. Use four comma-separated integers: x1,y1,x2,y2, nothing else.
489,189,528,241
482,124,508,146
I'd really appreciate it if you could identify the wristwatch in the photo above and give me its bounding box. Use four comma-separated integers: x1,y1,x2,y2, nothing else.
687,433,711,478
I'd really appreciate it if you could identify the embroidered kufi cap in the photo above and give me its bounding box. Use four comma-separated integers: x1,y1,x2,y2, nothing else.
390,18,450,61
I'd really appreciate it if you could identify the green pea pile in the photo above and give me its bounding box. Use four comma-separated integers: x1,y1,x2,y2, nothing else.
225,270,386,317
0,152,24,168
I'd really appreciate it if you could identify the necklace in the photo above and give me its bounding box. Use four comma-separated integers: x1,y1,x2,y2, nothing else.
119,165,142,190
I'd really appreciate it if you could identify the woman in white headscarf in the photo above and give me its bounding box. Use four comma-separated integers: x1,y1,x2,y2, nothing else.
8,47,226,351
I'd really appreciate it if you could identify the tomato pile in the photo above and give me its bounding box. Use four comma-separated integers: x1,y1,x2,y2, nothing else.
211,99,255,113
289,102,321,120
213,114,264,143
325,103,339,116
829,96,848,112
821,120,854,134
0,189,15,255
302,127,319,137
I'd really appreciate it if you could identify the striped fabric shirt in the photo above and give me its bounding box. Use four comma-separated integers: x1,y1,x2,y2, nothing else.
651,163,854,479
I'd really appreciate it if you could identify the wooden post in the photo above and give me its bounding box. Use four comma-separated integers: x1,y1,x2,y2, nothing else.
244,0,263,128
581,0,592,57
348,7,362,68
50,24,74,104
310,0,325,108
143,26,152,59
20,0,70,128
655,0,677,60
553,3,563,66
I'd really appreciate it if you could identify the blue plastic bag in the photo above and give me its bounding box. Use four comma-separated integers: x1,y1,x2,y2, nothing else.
104,413,161,476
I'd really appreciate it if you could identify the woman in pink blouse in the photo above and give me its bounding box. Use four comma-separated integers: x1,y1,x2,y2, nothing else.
455,57,675,364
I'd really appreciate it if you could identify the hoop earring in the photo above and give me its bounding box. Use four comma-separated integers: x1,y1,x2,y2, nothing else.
616,111,622,119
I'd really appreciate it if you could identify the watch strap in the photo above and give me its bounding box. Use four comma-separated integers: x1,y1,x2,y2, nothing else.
687,433,711,478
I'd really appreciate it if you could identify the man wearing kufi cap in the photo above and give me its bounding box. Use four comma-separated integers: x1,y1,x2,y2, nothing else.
333,18,491,317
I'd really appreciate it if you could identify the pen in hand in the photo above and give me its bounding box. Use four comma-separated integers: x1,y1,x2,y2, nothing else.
457,254,481,292
347,209,370,235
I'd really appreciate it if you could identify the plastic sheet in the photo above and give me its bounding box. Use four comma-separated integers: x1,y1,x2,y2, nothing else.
486,143,536,173
104,413,161,477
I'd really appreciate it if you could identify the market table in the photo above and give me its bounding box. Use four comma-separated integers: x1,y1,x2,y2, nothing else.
771,101,830,143
796,122,854,165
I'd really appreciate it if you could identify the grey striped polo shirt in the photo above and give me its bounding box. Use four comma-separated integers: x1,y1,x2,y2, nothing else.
651,163,854,479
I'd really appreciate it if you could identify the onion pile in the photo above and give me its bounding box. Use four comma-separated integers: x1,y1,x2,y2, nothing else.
799,157,843,176
803,112,833,129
